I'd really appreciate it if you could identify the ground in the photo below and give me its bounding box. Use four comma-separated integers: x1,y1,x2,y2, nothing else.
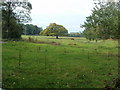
2,36,118,88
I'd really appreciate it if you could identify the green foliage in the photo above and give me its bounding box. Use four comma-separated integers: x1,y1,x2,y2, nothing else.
2,0,32,39
23,24,43,35
40,23,68,39
69,32,82,37
81,1,119,40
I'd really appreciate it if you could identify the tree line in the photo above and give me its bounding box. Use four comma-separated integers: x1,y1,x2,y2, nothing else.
68,32,82,37
1,0,68,39
23,24,43,35
2,0,119,40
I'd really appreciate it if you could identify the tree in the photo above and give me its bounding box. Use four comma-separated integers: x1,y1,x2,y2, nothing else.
69,32,82,37
33,25,43,35
23,24,43,35
40,23,68,39
2,0,32,39
81,1,119,40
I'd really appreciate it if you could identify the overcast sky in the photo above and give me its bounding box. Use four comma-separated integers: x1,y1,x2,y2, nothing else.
28,0,94,33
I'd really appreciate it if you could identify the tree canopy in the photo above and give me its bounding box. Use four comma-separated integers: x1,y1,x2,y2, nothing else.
81,1,119,41
40,23,68,39
2,0,32,39
23,24,43,35
69,32,82,37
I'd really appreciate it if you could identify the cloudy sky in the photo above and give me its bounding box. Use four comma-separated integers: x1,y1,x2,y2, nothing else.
28,0,94,33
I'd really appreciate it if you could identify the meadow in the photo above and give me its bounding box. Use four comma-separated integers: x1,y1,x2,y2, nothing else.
2,35,118,88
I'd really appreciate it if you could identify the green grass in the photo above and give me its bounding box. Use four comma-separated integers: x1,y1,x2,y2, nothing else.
2,36,118,88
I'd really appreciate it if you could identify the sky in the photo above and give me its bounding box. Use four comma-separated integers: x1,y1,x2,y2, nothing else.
28,0,94,33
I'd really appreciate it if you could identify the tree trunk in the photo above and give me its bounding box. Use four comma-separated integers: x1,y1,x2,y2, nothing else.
7,2,11,39
56,35,58,39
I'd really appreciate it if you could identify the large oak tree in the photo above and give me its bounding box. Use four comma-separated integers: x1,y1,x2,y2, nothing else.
40,23,68,39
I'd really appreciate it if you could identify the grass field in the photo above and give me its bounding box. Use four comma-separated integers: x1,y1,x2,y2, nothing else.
2,36,118,88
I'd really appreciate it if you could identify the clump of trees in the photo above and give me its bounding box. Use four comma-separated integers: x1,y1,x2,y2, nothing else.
69,32,82,37
81,1,120,41
23,24,43,35
40,23,68,39
2,0,32,39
